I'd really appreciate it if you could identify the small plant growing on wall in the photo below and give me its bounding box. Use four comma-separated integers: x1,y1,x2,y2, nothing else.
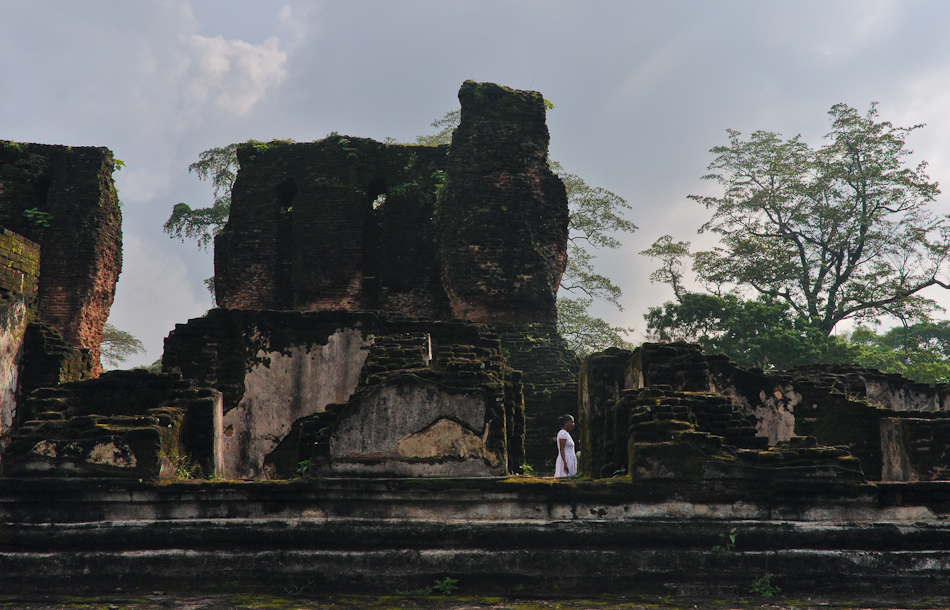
749,573,780,597
23,208,52,228
432,576,458,595
713,527,737,552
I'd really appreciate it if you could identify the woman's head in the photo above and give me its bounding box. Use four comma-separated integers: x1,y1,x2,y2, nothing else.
560,414,575,430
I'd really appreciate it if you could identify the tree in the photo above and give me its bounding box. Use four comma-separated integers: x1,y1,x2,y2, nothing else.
644,292,855,370
847,321,950,385
412,110,458,146
163,143,239,250
100,323,146,369
550,161,636,355
656,103,949,334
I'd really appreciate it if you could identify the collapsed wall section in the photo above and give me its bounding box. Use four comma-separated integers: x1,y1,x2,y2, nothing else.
0,141,122,375
579,342,950,483
3,369,222,479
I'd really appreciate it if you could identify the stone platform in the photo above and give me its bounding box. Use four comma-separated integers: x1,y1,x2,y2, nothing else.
1,476,950,597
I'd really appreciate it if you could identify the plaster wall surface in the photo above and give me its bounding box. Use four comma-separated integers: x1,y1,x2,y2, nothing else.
327,373,504,477
224,328,372,479
866,379,941,411
751,385,801,445
0,296,27,450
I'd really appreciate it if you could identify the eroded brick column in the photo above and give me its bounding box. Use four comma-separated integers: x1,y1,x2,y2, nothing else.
439,81,569,324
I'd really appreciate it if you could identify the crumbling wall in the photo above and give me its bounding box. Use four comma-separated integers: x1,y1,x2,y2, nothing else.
224,327,371,479
579,343,869,482
326,373,506,477
792,364,950,412
216,139,450,317
0,295,29,453
209,81,570,475
580,342,950,483
215,81,570,329
0,230,38,452
880,414,950,481
0,141,122,375
440,81,569,324
3,370,222,479
577,348,630,478
164,310,523,479
496,323,578,473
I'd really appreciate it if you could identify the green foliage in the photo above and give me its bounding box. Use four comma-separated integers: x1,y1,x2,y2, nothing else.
551,162,637,355
22,207,51,228
670,103,948,334
414,110,459,146
163,142,239,250
431,576,458,595
646,292,950,382
640,235,691,300
644,293,855,370
296,460,310,477
166,451,202,480
558,297,633,357
100,323,146,369
713,527,737,552
552,160,638,309
847,321,950,385
749,573,781,597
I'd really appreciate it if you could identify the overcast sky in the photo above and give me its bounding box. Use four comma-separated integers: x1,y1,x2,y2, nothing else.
3,0,950,368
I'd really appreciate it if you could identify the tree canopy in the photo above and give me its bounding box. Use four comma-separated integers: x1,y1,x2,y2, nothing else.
643,103,950,381
100,323,146,369
163,143,239,250
656,103,949,334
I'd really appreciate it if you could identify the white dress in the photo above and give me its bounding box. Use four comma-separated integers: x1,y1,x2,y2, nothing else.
554,429,577,477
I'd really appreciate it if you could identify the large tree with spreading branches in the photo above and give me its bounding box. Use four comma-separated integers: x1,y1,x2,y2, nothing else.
643,103,950,376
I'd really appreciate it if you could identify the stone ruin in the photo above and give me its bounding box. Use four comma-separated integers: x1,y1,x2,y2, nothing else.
580,342,950,485
6,82,950,598
0,81,576,479
3,80,950,488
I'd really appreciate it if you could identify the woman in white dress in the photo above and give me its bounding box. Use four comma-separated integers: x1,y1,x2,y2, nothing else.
554,414,577,477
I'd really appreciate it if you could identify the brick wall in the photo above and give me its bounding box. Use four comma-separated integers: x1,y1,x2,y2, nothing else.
0,141,122,375
0,230,39,299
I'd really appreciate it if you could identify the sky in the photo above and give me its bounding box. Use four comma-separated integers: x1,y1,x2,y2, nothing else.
3,0,950,368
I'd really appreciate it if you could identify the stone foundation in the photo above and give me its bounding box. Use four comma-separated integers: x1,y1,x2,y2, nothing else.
0,478,949,597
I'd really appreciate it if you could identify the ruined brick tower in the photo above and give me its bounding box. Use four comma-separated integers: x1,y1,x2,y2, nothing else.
0,142,122,376
440,81,569,324
214,81,569,325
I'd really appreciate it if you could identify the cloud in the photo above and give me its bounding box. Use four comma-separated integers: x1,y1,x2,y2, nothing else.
107,236,211,369
176,34,288,116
